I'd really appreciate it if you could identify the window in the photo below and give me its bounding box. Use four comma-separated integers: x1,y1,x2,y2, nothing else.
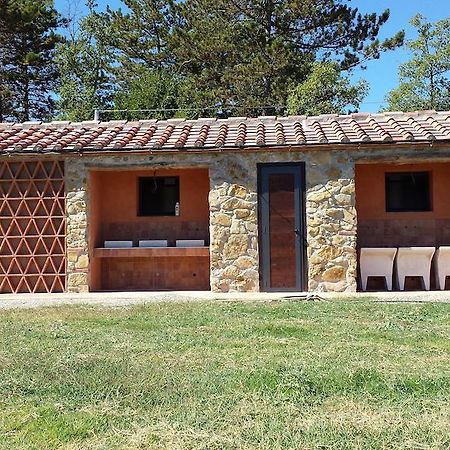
385,172,431,212
139,177,180,216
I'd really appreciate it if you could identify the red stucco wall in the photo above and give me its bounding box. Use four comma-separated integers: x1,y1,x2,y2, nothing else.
355,162,450,248
88,168,210,291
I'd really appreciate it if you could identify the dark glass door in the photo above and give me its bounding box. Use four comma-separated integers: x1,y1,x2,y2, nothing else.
258,163,306,291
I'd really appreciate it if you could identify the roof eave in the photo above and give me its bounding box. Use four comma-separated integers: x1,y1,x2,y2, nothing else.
1,138,450,157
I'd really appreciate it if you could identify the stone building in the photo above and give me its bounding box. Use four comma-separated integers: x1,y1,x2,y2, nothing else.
1,111,450,294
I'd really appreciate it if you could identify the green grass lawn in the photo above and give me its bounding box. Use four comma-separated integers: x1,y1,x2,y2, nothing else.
0,300,449,450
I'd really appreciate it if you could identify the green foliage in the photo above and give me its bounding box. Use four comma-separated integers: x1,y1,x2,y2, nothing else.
385,15,450,112
170,0,403,116
94,0,173,76
57,0,176,120
0,0,63,121
113,69,180,120
56,3,114,121
74,0,402,119
1,0,405,120
287,62,369,115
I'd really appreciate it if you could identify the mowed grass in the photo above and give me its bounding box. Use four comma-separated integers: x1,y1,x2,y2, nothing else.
0,301,449,449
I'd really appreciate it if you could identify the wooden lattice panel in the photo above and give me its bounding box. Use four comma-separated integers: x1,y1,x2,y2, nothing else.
0,160,66,293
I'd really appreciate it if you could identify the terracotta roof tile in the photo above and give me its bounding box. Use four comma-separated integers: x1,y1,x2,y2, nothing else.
154,124,175,149
330,120,349,144
215,123,228,147
367,117,392,142
386,117,415,141
256,122,265,146
311,120,328,144
2,111,450,154
406,116,435,141
293,121,306,144
425,115,450,139
235,122,247,147
275,122,285,145
349,119,371,142
175,124,192,148
195,124,210,148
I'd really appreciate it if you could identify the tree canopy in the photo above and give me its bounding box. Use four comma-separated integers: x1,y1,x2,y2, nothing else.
1,0,407,121
287,62,368,116
169,0,402,116
0,0,63,121
385,15,450,112
56,1,114,121
56,0,404,120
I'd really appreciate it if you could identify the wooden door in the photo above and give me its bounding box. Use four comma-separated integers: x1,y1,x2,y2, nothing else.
258,163,306,291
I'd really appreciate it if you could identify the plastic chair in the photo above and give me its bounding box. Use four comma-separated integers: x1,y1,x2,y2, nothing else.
434,246,450,290
360,248,397,291
396,247,435,291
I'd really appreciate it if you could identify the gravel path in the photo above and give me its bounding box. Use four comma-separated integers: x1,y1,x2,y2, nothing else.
0,290,449,310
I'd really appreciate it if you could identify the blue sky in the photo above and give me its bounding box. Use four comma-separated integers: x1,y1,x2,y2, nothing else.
353,0,448,111
55,0,450,112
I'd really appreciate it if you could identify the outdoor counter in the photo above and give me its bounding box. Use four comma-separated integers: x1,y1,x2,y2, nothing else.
93,247,210,258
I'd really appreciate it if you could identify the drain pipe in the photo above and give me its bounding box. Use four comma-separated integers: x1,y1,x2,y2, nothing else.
93,109,100,121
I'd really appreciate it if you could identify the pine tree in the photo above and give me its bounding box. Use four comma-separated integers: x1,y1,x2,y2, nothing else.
171,0,404,116
0,0,63,122
56,2,114,121
56,0,404,120
56,0,175,121
94,0,173,78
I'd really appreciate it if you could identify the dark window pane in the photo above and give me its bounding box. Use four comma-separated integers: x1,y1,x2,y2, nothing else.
385,172,431,212
139,177,180,216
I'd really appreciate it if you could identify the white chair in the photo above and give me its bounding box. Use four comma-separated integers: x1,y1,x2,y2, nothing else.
434,246,450,290
360,248,397,291
396,247,435,291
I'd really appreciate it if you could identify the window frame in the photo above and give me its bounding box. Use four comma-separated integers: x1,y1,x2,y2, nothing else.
385,171,432,213
138,176,180,217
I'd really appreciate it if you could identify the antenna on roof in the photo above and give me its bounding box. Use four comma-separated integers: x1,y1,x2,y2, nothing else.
93,109,100,121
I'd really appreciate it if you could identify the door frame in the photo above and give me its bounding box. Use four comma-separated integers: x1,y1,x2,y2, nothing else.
257,162,307,292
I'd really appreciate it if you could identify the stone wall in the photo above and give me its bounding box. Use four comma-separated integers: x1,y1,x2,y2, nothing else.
305,152,357,292
208,157,259,292
65,159,90,292
64,149,358,293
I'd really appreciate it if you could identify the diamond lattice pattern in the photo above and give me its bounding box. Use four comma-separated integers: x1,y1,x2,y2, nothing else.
0,161,66,293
